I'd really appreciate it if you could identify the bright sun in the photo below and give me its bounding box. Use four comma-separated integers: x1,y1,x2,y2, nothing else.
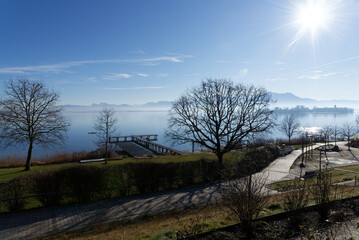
295,0,332,36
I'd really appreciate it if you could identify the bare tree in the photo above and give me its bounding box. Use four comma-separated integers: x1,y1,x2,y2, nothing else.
321,125,333,150
0,78,70,171
332,125,340,146
279,113,300,145
93,108,118,164
166,79,274,165
341,122,358,151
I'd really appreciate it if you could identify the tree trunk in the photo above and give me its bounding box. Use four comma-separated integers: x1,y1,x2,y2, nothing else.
216,152,223,169
348,138,351,151
288,136,291,145
105,138,108,164
25,141,33,171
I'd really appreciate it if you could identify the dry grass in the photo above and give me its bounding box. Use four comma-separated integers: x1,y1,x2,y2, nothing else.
35,203,235,240
32,185,359,240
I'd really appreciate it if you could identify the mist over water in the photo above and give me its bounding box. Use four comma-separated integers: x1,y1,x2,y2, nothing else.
1,109,358,160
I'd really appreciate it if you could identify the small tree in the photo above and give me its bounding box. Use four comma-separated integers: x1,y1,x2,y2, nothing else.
167,78,274,166
0,78,70,171
320,125,333,150
93,108,118,164
341,122,358,151
332,125,340,146
279,113,300,145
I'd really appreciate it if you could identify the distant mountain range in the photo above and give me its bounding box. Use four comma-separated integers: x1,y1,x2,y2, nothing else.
271,92,359,108
61,92,359,111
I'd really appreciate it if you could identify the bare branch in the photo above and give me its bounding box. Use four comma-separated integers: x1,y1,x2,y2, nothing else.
166,78,274,164
93,108,118,164
279,113,300,144
0,78,70,170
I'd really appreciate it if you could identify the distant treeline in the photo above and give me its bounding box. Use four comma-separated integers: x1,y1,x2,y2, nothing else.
274,105,354,114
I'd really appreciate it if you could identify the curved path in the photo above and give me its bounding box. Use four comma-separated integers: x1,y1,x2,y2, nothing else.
0,145,322,239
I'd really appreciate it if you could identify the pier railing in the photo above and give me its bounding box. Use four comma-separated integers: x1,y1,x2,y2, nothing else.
109,134,158,143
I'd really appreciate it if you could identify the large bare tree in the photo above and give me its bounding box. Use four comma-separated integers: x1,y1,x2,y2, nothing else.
93,108,118,164
166,79,274,165
279,113,300,145
0,78,70,170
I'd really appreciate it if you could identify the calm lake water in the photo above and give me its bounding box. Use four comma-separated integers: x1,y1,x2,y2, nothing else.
1,109,358,160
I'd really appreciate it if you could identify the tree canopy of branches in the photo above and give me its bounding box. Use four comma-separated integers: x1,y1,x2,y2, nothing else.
279,113,300,145
341,122,358,150
93,108,118,164
0,79,70,170
321,125,333,149
166,78,274,165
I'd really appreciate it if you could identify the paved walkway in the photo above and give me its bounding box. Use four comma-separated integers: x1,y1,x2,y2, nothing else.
0,145,322,239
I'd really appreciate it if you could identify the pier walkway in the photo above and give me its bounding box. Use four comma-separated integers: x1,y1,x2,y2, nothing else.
116,142,153,157
110,134,183,157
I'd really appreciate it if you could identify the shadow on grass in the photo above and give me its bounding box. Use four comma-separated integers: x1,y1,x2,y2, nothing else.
0,170,24,176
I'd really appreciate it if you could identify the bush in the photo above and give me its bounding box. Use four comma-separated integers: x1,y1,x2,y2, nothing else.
0,176,29,212
283,179,310,228
60,166,107,202
29,170,64,206
221,174,269,239
312,171,332,220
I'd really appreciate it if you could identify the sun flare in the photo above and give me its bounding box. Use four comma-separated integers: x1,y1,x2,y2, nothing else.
287,0,336,48
295,0,333,36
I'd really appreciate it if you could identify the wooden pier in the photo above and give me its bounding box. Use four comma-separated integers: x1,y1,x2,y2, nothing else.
109,134,158,143
109,134,183,156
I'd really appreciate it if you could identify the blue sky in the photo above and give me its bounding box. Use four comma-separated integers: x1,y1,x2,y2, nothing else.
1,0,359,105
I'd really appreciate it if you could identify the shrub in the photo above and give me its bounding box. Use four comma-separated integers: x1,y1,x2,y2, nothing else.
60,166,107,202
0,176,29,212
283,179,310,228
221,174,269,239
29,170,64,206
312,171,332,220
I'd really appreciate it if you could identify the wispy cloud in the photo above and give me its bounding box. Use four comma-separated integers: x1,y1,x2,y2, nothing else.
103,86,169,90
298,71,339,80
0,62,84,74
266,78,287,82
0,55,191,74
216,60,253,64
137,73,149,77
154,73,169,77
102,73,132,80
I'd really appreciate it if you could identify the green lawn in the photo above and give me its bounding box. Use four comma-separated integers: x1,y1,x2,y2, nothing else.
269,166,359,192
